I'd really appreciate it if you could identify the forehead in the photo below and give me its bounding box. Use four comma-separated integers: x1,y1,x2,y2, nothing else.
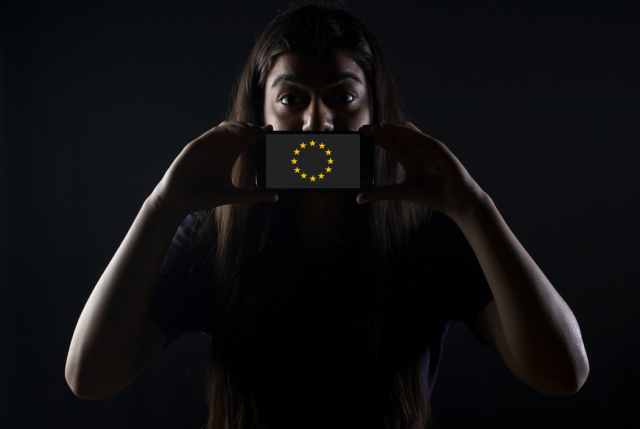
266,49,366,88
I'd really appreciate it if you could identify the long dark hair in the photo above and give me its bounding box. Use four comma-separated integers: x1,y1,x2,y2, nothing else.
189,2,434,428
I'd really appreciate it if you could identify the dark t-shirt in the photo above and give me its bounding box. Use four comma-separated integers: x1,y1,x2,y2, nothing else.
148,207,494,425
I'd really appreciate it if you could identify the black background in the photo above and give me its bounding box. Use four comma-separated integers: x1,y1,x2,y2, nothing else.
1,0,638,428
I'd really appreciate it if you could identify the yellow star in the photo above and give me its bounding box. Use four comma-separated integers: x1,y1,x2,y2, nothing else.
325,149,331,155
319,143,325,148
300,143,306,148
310,140,316,146
318,173,324,179
294,167,300,173
291,158,297,164
325,167,332,173
301,173,307,178
294,149,300,155
327,158,334,164
310,176,316,181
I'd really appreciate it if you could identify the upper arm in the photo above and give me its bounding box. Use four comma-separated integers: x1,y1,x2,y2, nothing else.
131,316,166,377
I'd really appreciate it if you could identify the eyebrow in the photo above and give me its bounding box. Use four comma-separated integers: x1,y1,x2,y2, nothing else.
270,71,364,88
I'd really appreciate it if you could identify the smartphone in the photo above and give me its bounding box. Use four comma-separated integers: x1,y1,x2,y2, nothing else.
255,131,375,193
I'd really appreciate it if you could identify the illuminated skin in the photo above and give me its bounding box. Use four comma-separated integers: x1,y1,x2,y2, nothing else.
262,49,373,254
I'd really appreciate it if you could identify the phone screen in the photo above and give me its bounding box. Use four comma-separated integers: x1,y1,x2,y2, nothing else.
265,132,361,190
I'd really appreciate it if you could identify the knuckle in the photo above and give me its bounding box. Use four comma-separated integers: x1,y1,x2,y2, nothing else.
219,120,244,128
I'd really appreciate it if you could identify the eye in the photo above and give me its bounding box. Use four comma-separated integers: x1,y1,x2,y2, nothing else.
279,92,357,107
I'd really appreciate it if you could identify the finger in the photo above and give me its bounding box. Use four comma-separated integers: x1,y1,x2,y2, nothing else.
219,121,265,139
220,120,253,128
362,124,421,171
376,122,460,178
357,183,413,204
225,122,265,135
247,122,269,134
220,123,267,147
360,121,420,133
385,120,422,132
247,123,268,143
377,122,445,163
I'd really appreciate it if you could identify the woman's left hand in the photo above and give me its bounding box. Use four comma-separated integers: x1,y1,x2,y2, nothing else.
357,121,486,219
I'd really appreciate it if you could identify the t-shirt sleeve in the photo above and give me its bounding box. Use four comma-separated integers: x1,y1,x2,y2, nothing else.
148,212,212,352
435,211,494,346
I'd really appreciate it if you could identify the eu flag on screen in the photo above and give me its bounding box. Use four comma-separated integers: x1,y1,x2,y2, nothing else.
266,133,360,189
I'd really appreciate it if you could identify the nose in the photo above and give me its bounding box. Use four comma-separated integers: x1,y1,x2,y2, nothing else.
301,99,334,132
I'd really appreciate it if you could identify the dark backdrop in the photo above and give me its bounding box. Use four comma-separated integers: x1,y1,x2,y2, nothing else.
2,0,638,428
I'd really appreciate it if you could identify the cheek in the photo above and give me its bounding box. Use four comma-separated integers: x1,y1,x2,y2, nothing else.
263,98,284,120
356,103,373,124
263,104,277,125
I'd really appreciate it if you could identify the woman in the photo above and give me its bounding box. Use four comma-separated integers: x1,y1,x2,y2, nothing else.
65,2,590,429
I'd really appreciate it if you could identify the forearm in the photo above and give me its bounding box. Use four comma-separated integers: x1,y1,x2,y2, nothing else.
451,192,589,393
65,196,187,399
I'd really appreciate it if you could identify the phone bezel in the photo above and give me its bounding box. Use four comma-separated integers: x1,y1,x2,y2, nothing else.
255,131,375,193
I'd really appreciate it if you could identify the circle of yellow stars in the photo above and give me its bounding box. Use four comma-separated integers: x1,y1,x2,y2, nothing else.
290,140,334,182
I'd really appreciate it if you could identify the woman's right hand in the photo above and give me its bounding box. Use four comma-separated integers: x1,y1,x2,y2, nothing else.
149,120,277,217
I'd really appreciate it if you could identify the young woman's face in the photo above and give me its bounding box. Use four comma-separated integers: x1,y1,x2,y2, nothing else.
263,49,373,131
